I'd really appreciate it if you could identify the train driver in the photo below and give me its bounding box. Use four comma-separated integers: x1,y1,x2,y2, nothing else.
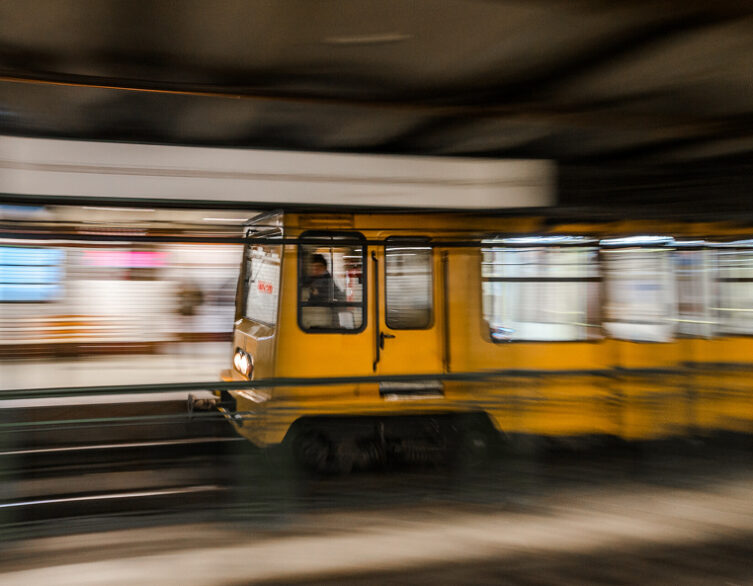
305,253,345,303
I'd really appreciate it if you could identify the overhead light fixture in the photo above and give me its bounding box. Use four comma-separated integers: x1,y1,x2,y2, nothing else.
323,32,411,46
202,217,250,223
600,236,674,247
712,239,753,248
484,236,596,246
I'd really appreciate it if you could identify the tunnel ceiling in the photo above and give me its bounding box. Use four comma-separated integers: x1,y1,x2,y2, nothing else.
1,1,753,209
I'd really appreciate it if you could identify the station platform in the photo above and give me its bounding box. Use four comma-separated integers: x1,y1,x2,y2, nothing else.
0,342,231,406
0,342,233,450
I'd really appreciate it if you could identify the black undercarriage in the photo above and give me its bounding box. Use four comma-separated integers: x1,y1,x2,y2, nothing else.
284,412,498,474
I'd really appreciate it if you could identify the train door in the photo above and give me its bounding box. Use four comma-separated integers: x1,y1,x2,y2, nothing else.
601,237,683,439
373,237,445,397
283,231,374,379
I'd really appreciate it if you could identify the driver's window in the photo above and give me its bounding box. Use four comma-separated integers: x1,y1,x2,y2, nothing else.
298,233,365,332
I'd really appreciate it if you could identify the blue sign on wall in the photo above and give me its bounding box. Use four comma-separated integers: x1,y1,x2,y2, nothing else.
0,247,65,302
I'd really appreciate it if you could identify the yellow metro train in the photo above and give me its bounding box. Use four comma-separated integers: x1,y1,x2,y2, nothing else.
217,210,753,469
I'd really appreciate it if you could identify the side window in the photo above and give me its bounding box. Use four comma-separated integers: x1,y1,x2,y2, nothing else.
675,247,711,338
244,239,282,325
714,246,753,335
385,238,433,329
298,233,365,332
602,239,676,342
481,237,600,342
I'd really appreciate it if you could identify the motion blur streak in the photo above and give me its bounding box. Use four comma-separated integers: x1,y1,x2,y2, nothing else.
0,485,221,509
1,204,244,390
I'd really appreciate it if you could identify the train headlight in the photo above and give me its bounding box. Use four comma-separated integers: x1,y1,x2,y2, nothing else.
233,349,254,378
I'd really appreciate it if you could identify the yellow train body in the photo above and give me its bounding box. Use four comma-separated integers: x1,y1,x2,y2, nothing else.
220,212,753,449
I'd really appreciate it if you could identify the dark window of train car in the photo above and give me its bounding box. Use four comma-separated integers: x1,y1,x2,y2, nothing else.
481,237,600,342
385,238,433,329
243,234,283,326
298,232,365,333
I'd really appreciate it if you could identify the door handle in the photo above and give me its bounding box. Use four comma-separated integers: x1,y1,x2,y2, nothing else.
379,331,396,349
372,251,380,371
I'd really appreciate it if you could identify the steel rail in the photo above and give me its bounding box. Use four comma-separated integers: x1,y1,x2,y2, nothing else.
0,410,226,430
0,437,243,457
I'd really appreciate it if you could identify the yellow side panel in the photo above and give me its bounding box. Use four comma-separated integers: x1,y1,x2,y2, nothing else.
224,213,753,447
688,338,753,433
493,378,618,437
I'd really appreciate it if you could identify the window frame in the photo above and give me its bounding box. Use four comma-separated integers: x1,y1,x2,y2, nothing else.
479,236,602,344
297,230,367,334
384,236,434,330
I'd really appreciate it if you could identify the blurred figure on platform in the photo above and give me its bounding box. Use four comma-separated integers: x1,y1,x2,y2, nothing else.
176,280,204,343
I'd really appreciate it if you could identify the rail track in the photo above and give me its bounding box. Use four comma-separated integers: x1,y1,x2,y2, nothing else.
2,390,753,543
0,396,246,537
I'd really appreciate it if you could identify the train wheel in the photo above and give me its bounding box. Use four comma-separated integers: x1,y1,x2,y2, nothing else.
456,428,492,469
449,417,496,473
291,429,331,473
291,430,356,475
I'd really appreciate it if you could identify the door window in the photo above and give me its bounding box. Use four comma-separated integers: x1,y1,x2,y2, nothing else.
385,239,433,329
